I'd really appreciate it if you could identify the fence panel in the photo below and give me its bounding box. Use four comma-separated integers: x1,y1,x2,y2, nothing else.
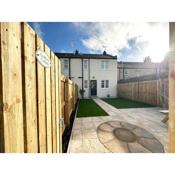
0,22,78,153
118,78,168,106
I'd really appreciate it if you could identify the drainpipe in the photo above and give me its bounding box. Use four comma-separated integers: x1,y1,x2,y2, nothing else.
123,68,125,80
81,58,84,91
88,58,90,97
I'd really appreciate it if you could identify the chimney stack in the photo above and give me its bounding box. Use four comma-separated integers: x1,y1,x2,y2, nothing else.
103,50,107,55
75,50,79,55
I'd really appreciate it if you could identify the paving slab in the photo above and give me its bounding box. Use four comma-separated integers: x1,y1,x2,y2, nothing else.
68,98,168,153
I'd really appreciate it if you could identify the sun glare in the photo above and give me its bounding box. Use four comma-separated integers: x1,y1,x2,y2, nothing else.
142,27,169,63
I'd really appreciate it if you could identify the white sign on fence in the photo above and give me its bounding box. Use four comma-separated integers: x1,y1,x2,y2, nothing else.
36,50,51,68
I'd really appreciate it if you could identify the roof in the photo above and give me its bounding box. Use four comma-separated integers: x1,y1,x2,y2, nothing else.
55,52,117,60
117,61,159,69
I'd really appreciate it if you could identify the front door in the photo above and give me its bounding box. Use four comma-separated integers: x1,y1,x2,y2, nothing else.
90,80,97,96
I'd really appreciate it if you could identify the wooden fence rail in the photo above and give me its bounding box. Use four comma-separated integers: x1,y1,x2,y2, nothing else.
0,22,78,153
118,78,168,106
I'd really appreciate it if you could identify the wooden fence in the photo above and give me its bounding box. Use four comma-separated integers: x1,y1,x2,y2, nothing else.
0,22,78,153
61,75,78,129
118,78,168,106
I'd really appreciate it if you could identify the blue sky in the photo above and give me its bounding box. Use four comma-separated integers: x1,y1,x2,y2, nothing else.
29,22,169,62
29,22,91,53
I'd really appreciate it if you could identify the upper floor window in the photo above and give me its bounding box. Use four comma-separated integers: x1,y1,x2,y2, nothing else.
64,60,69,69
84,60,88,69
101,60,109,70
124,70,128,75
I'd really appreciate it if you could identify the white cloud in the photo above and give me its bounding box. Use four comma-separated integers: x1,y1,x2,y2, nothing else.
73,22,169,62
33,22,44,39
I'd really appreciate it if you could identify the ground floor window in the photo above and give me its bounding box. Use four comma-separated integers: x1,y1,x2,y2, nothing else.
101,80,109,88
84,80,88,88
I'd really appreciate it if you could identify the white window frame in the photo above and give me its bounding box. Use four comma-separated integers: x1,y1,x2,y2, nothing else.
101,80,105,88
64,59,69,69
84,80,88,88
84,60,88,69
101,80,109,89
101,60,109,70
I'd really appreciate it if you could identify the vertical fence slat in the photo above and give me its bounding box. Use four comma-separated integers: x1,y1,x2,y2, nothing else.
65,77,70,126
0,23,24,152
0,22,4,152
55,56,60,152
44,44,52,153
51,52,56,153
58,59,63,153
36,35,47,153
22,23,38,152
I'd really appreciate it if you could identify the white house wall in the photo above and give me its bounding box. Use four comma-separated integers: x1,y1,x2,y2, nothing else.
89,59,117,98
70,58,83,97
60,57,117,98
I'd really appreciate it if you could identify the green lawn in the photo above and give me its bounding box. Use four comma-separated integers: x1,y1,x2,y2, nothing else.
102,98,155,109
77,99,108,117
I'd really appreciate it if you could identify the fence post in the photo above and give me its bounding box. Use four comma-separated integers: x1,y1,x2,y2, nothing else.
169,51,175,152
73,82,76,108
58,59,63,153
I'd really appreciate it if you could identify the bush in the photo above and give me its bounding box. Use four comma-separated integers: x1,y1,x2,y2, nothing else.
107,94,110,98
79,89,85,99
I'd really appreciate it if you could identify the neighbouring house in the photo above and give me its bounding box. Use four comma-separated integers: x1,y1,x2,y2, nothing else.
117,57,168,81
55,50,118,98
117,57,160,81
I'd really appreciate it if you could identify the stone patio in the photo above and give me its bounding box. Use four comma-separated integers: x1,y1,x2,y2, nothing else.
68,98,168,153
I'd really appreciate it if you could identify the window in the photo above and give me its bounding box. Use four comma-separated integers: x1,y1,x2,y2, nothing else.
101,80,105,88
101,61,109,70
64,60,69,69
106,80,109,88
84,60,88,69
84,80,88,88
101,80,109,88
124,69,129,78
124,70,128,75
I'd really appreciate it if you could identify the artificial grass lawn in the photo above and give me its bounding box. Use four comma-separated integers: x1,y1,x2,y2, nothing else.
77,99,108,117
102,98,155,109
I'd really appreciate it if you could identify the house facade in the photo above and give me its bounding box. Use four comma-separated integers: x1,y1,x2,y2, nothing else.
55,51,118,98
117,57,168,81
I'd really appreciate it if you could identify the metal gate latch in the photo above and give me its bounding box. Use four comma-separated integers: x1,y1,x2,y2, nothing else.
59,118,64,128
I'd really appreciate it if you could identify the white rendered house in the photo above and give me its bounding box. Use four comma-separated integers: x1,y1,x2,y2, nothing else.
55,51,118,98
